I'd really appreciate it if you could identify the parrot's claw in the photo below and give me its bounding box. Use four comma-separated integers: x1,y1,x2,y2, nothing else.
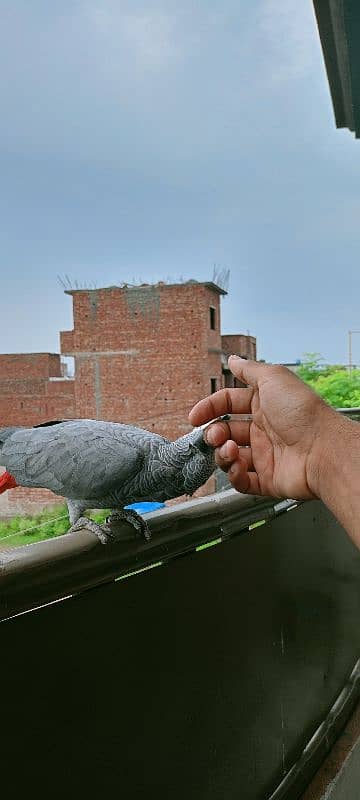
68,516,114,545
106,509,152,542
68,511,151,544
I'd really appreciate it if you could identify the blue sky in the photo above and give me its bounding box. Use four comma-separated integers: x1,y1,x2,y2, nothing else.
1,0,359,365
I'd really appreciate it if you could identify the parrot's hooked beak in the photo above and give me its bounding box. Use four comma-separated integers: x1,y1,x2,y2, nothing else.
191,414,231,453
190,412,254,453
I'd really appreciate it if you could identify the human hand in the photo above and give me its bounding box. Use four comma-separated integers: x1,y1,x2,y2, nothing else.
189,356,340,500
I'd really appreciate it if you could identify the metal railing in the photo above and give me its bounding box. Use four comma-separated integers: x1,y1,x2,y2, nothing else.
338,406,360,419
1,492,360,799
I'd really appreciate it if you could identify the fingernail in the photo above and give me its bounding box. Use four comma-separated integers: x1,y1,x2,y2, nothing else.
218,443,229,458
205,427,216,445
229,354,246,362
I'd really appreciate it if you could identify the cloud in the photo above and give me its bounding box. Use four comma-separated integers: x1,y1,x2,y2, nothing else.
85,1,182,71
249,0,318,88
118,12,181,71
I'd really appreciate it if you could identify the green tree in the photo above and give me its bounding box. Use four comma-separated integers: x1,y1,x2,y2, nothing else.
297,353,360,408
297,352,325,383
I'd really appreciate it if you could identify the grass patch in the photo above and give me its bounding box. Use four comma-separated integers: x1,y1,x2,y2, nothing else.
0,506,109,549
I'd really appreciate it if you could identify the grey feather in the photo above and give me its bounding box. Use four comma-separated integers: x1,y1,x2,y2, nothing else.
0,419,215,541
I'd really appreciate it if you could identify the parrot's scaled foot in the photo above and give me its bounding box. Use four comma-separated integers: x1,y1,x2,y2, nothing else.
106,509,151,542
68,516,114,545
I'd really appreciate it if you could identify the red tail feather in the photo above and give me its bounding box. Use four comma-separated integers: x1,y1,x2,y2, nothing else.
0,471,18,494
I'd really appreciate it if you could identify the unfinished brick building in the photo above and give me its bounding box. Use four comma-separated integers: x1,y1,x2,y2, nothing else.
0,280,256,517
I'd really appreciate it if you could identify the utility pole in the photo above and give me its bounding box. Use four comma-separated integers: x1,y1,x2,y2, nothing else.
348,330,360,372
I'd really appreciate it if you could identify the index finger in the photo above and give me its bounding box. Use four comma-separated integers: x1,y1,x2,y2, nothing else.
189,387,253,426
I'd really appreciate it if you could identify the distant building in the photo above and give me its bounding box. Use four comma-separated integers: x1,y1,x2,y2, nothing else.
222,334,257,388
0,280,256,516
0,353,75,427
279,361,302,374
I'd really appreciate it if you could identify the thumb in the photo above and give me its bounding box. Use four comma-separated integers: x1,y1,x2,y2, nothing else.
228,355,266,387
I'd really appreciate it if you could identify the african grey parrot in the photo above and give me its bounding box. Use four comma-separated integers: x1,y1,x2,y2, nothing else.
0,418,224,544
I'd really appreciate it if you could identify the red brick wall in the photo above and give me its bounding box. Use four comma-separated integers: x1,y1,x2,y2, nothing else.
221,335,257,388
0,352,63,380
221,334,257,360
0,353,75,428
61,282,225,439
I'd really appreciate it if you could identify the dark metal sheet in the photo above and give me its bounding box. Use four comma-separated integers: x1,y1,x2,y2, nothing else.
313,0,360,136
1,500,360,798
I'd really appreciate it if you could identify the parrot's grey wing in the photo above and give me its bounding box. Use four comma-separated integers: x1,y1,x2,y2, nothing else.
2,421,148,498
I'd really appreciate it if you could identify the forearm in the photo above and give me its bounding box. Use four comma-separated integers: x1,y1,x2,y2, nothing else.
308,413,360,549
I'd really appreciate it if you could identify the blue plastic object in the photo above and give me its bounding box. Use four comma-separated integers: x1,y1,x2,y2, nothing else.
124,501,165,515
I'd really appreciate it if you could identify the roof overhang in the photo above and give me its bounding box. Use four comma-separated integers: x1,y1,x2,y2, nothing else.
313,0,360,137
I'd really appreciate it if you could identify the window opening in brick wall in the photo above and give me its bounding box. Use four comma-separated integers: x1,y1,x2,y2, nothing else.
209,306,216,330
210,378,217,393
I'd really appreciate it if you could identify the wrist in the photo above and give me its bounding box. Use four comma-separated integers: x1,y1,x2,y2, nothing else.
307,407,360,504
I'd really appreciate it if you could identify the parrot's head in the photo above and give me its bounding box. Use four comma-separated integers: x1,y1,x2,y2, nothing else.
170,415,230,495
178,427,215,494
